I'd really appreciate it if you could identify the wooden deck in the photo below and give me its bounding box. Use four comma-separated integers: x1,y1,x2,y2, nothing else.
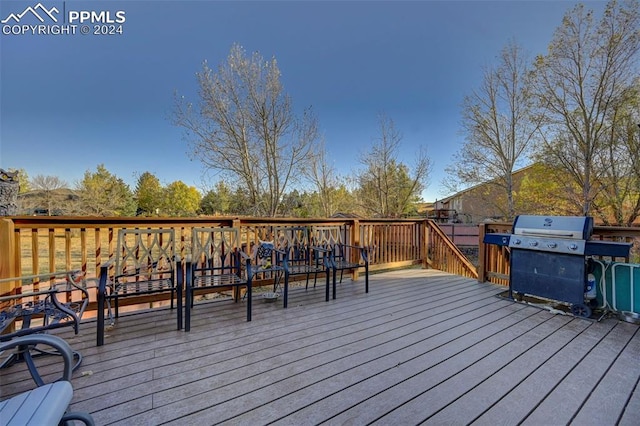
2,268,639,425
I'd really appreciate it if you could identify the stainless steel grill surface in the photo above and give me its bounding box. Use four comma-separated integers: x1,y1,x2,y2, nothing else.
509,215,593,255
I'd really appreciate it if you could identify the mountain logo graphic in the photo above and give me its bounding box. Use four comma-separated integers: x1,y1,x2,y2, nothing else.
1,3,59,24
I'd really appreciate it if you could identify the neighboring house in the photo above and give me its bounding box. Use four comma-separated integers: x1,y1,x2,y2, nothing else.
434,164,538,224
330,212,364,219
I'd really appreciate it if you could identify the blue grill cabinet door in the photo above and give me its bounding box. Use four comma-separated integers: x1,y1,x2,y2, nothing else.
510,250,586,306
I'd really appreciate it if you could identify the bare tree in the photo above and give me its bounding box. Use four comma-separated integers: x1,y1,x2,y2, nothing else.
448,41,539,220
30,175,68,215
305,139,344,217
174,44,319,217
592,79,640,225
357,114,431,217
532,0,640,216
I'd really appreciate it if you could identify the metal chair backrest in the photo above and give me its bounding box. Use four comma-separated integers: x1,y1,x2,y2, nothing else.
114,228,176,281
311,226,344,246
191,227,244,277
273,226,324,268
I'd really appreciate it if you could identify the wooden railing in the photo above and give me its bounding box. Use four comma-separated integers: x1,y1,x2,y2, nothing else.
478,221,640,285
0,216,477,313
426,220,478,279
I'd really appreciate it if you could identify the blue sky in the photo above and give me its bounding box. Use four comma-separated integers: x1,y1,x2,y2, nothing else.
0,0,607,202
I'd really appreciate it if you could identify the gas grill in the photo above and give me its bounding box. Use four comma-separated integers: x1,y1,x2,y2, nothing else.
484,215,632,317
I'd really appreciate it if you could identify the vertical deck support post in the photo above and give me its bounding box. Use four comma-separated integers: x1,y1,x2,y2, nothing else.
477,223,487,283
0,218,17,293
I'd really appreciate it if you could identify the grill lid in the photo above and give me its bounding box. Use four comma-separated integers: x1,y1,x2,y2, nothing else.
512,215,594,240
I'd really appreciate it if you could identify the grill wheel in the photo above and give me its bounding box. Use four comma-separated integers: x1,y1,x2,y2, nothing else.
570,303,592,318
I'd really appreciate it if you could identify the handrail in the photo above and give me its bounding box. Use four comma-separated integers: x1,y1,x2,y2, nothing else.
426,220,478,279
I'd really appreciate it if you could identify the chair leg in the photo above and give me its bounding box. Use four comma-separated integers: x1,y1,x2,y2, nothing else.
177,285,183,330
246,284,252,322
97,293,105,347
185,288,192,332
331,268,337,300
325,269,331,301
284,270,289,309
365,264,369,293
105,299,115,326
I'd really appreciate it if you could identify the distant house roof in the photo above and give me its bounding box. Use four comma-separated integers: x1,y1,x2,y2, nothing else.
330,212,364,219
19,188,78,200
437,163,537,203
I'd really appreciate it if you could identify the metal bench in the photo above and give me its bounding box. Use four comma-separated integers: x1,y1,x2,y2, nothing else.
0,334,94,425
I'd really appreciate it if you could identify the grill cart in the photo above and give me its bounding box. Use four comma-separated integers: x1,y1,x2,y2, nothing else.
484,215,632,318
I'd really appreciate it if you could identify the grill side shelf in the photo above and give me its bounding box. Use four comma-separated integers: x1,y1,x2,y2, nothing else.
584,241,632,258
483,233,511,247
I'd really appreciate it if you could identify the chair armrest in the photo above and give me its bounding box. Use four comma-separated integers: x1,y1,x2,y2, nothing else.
310,245,331,253
0,288,56,303
338,243,372,262
0,334,74,382
97,259,116,295
52,270,91,319
0,270,80,303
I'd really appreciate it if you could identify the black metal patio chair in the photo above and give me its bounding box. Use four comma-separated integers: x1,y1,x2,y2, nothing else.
312,225,370,295
97,228,180,346
183,227,252,331
272,226,331,305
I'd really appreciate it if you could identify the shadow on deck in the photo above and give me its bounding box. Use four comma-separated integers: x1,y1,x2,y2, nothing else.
1,269,639,425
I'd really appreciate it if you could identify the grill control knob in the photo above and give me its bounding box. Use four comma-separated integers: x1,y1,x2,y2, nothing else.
512,239,521,245
547,242,557,249
569,243,578,250
529,241,539,247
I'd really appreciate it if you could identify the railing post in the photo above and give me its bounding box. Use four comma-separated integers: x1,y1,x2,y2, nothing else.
351,219,360,281
0,218,17,293
477,223,486,283
423,220,430,269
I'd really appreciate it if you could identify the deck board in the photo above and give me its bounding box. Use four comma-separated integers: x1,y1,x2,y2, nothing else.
433,318,616,425
520,321,640,426
1,268,638,425
572,325,640,425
